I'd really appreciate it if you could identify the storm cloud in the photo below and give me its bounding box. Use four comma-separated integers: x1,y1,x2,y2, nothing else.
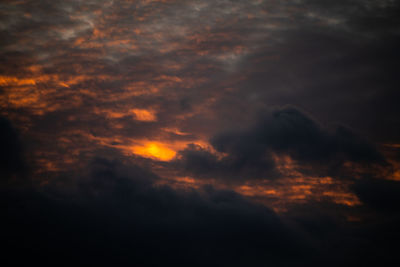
3,158,311,267
178,107,387,181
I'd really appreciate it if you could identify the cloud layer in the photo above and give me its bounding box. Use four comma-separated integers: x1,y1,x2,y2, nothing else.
2,0,400,266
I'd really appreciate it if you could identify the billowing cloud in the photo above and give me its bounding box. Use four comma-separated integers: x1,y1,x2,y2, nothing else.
177,107,387,181
3,158,312,266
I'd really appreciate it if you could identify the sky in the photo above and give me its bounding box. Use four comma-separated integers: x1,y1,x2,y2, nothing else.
1,0,400,266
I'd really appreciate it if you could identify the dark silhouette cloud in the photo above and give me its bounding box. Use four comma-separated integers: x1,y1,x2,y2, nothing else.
177,107,386,181
3,158,314,267
352,178,400,213
0,116,25,180
3,157,399,266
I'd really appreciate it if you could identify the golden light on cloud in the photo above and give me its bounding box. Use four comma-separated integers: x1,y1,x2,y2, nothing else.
129,139,211,161
0,75,36,86
393,170,400,181
132,142,176,161
232,154,363,212
131,109,157,121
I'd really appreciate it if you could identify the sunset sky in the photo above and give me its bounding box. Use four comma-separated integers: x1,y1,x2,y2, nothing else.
2,0,400,266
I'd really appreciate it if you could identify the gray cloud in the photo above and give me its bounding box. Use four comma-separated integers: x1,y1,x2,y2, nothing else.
177,107,387,181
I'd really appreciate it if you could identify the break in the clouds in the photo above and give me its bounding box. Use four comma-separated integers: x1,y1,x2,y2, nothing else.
1,0,400,266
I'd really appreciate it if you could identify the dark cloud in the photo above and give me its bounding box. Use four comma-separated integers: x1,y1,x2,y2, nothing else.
3,158,314,267
230,29,400,144
352,178,400,213
3,157,399,266
177,107,386,181
347,177,400,265
0,116,25,180
284,198,400,267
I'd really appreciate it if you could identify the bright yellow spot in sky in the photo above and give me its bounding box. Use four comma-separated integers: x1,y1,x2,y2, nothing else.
132,142,176,161
131,109,157,121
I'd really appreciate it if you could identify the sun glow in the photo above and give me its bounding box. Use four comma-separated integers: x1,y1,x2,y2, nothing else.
132,142,176,161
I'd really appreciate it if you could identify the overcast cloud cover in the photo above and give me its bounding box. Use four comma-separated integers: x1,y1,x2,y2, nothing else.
1,0,400,266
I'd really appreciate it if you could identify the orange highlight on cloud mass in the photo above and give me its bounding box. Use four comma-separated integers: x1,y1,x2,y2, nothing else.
132,142,176,161
131,109,157,121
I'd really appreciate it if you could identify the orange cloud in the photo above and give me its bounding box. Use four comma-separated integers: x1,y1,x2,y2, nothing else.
229,154,363,212
131,142,176,161
131,109,157,121
0,75,36,86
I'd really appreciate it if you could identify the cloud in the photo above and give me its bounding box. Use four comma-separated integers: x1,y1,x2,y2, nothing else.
347,177,400,265
2,0,400,174
0,116,25,180
352,178,400,213
2,157,313,267
177,107,387,181
1,1,400,265
3,156,399,266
